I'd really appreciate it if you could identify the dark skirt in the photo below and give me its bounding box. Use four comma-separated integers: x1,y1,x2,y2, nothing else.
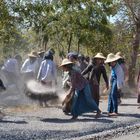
71,84,99,117
137,79,140,103
90,83,99,106
138,94,140,103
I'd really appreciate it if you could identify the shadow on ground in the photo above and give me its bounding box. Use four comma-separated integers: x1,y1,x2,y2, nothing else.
0,120,27,124
41,117,114,123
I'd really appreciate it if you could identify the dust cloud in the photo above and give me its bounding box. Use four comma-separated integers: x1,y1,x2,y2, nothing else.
0,73,66,107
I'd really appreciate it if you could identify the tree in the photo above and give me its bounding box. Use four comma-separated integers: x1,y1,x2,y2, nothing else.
117,0,140,87
8,0,117,57
0,0,29,57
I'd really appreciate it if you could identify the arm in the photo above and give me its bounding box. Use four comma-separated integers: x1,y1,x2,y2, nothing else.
37,61,43,80
34,60,40,77
81,64,92,75
41,61,51,81
20,59,28,73
101,66,109,89
62,71,70,89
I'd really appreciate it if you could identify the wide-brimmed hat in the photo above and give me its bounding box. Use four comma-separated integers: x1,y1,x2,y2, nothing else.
59,58,73,67
105,53,119,63
115,52,124,59
28,51,38,58
38,49,45,55
94,53,106,59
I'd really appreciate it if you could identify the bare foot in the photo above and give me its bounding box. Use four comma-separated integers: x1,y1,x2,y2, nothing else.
109,112,118,117
107,113,112,116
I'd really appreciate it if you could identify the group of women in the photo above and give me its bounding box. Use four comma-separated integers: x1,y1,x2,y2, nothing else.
0,49,140,120
59,51,140,120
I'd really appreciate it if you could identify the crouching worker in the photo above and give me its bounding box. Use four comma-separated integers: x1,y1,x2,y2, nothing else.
60,58,101,120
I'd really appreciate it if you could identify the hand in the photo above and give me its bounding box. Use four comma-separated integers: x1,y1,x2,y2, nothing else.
106,85,109,90
67,81,71,86
103,88,108,94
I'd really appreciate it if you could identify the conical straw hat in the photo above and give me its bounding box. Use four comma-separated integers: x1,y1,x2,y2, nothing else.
94,53,106,59
38,49,45,55
105,53,119,63
28,51,39,58
115,51,123,59
59,58,73,67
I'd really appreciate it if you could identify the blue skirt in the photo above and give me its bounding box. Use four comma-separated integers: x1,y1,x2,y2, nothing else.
71,84,99,117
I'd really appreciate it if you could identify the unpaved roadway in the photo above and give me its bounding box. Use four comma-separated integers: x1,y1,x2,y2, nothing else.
0,92,140,140
112,131,140,140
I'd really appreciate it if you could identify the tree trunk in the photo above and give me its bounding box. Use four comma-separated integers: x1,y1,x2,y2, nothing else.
128,23,140,87
77,39,80,53
44,41,48,51
67,33,72,53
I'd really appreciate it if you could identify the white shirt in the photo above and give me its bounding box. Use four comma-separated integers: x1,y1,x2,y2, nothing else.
37,59,57,82
2,58,19,75
21,58,39,74
115,63,125,89
38,57,43,67
109,63,125,89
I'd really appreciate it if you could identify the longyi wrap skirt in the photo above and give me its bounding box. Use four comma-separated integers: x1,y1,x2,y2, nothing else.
71,84,99,117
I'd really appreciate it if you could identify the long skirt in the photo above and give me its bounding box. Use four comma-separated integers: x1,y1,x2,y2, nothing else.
138,94,140,103
137,85,140,103
108,80,118,113
90,82,100,106
71,84,99,117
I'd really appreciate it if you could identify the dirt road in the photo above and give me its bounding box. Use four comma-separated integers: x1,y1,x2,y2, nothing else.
0,91,140,140
112,131,140,140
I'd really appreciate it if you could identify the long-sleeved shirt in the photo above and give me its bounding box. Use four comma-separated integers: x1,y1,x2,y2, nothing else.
78,61,88,72
69,69,88,91
21,58,39,75
1,58,19,76
82,63,109,87
62,63,81,89
37,59,57,82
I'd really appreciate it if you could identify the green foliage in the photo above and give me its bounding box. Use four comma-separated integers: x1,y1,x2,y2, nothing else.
0,0,30,57
0,0,118,58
